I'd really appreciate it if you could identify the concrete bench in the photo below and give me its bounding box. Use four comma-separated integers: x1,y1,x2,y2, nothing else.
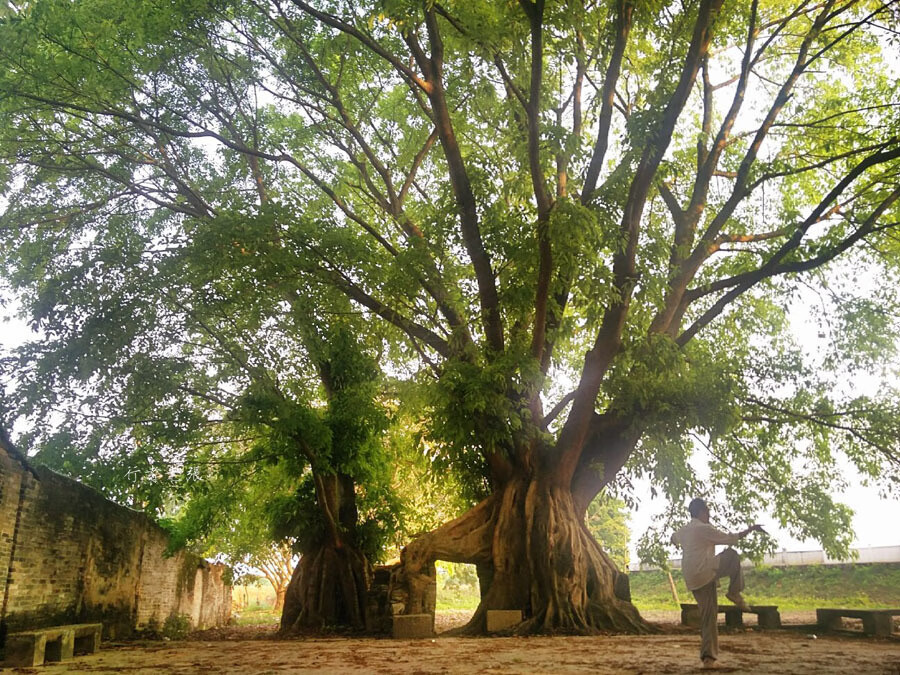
816,608,900,637
3,623,102,667
681,604,781,629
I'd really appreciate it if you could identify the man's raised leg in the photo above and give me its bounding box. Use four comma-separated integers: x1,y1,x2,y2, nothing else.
716,548,748,610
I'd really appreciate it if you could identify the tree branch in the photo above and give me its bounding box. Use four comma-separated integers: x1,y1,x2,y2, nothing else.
321,262,453,359
581,0,633,203
290,0,432,93
399,128,438,206
519,0,555,366
557,0,725,486
678,158,900,346
406,10,504,352
649,1,846,337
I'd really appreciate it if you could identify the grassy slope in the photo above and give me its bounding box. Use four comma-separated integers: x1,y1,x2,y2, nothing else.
629,563,900,611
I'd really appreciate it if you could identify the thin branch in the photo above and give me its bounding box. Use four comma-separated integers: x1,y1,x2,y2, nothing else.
399,128,438,206
407,10,504,352
582,0,633,203
679,168,900,345
290,0,432,93
543,390,576,426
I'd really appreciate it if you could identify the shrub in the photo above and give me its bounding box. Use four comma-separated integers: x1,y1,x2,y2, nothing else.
162,614,193,640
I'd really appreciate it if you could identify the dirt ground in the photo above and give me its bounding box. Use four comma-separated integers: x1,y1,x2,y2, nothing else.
22,611,900,674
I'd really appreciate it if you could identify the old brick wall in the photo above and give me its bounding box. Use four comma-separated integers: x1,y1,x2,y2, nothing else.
0,448,27,621
135,533,230,631
198,563,231,628
0,445,231,637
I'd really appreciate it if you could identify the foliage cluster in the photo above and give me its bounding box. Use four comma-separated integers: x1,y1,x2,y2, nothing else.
139,613,194,641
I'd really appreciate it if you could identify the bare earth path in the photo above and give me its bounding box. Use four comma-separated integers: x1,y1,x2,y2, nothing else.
30,622,900,675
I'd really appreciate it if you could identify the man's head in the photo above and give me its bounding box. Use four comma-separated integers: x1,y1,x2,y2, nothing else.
688,498,710,523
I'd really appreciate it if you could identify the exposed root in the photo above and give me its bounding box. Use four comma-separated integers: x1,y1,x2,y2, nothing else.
279,544,369,634
397,478,650,637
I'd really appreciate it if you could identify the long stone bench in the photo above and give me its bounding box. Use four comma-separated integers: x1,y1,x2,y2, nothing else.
816,608,900,637
681,604,781,629
3,623,102,667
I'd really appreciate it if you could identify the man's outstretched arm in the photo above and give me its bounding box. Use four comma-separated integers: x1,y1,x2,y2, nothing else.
735,524,766,539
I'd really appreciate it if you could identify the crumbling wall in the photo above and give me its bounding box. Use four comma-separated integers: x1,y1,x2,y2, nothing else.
0,445,231,637
135,533,230,632
365,562,436,634
0,448,26,620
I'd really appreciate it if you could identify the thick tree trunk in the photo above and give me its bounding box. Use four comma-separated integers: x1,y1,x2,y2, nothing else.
279,542,370,632
399,477,648,635
279,472,371,633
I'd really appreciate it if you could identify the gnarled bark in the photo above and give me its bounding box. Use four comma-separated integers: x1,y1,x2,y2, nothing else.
399,475,648,635
280,542,370,631
280,472,371,633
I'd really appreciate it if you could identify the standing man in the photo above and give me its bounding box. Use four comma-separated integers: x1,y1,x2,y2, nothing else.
671,498,765,669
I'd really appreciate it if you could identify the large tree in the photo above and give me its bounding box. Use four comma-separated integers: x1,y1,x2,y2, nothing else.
0,110,399,631
2,0,899,634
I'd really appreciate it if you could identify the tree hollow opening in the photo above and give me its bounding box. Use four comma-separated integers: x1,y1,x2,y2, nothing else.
435,561,480,633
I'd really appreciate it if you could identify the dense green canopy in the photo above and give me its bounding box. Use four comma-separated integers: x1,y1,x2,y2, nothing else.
1,0,899,633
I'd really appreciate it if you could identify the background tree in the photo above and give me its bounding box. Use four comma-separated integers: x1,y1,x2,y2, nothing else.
0,114,401,630
383,396,475,558
2,0,899,636
248,543,296,613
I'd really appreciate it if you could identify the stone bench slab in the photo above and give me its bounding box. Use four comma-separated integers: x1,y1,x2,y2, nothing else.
680,604,781,629
486,610,522,633
816,608,900,637
3,623,102,668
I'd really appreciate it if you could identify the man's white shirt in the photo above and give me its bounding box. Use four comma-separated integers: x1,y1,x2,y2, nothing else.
672,518,740,590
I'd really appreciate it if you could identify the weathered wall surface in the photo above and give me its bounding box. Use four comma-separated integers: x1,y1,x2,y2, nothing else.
0,447,26,620
0,445,230,637
134,527,231,633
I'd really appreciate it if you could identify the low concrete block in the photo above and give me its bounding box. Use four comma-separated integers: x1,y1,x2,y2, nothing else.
44,629,75,662
72,623,103,654
680,604,781,630
4,633,48,668
681,604,701,628
724,608,743,628
754,607,782,629
392,613,434,639
486,610,522,632
817,608,898,637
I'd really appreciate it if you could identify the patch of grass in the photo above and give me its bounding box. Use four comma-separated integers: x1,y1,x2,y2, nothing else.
435,561,481,610
234,607,281,626
629,563,900,611
435,588,481,611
